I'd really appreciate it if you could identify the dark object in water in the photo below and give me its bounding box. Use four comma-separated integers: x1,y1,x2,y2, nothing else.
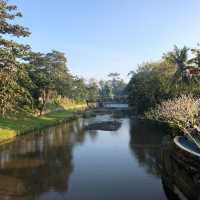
82,111,96,118
174,135,200,157
84,121,121,131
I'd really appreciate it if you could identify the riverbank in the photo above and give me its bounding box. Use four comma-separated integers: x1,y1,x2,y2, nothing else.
0,105,87,144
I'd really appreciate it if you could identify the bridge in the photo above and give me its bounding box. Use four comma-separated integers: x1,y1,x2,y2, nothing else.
87,96,129,110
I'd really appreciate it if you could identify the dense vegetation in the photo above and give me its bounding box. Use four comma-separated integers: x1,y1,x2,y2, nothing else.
127,45,200,115
99,73,127,98
0,0,126,118
0,0,88,116
127,45,200,141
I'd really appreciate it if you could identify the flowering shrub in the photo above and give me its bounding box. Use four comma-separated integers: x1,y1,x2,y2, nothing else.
145,95,200,133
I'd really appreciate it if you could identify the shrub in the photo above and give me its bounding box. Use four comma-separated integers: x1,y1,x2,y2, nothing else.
53,96,83,109
145,94,199,133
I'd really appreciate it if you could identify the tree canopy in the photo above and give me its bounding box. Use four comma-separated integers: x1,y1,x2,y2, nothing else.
0,1,100,116
127,45,200,114
0,0,31,116
0,1,127,117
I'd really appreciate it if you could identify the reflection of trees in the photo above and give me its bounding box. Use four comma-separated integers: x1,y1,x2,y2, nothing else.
129,118,200,200
72,119,87,144
129,119,167,177
0,118,87,199
161,138,200,200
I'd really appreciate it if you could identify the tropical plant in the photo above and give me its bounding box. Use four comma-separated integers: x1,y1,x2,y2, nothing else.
163,45,190,84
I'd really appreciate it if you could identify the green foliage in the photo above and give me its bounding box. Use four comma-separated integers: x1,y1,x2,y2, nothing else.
189,46,200,68
99,73,126,98
71,77,88,102
0,1,100,117
127,62,175,114
163,46,190,84
0,107,85,141
26,51,75,114
86,79,99,101
0,0,31,116
127,45,200,115
0,1,128,118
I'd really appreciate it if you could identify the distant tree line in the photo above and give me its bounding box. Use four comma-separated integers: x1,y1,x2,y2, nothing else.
99,73,127,99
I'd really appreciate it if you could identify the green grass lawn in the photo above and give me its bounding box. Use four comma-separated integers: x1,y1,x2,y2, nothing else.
0,105,86,143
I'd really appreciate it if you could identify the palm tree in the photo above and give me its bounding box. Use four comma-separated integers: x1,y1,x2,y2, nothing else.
188,46,200,67
163,45,189,84
186,47,200,79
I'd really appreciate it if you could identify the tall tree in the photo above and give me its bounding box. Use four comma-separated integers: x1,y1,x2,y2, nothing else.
107,73,126,96
26,51,74,114
86,79,99,101
26,52,52,114
127,62,175,114
71,77,88,102
45,51,73,97
163,46,189,84
0,0,31,116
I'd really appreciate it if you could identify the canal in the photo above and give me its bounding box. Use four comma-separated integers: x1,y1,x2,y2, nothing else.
0,113,192,200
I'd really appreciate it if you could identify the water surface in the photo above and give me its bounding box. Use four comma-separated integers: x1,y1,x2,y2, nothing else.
0,115,173,200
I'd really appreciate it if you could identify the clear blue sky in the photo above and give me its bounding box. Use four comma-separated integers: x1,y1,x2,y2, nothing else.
11,0,200,80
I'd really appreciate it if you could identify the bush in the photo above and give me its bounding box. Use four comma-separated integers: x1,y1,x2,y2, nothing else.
145,94,199,133
53,96,84,109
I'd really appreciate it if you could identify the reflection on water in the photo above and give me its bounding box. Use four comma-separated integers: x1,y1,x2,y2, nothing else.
0,119,87,200
129,119,165,177
161,135,200,200
0,114,198,199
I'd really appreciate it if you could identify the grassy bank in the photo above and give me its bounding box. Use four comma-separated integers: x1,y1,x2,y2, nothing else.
0,105,87,143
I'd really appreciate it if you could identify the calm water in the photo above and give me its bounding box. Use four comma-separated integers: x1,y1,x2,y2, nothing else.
0,114,193,200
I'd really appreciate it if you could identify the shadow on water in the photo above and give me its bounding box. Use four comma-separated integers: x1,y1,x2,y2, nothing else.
130,118,200,200
0,115,200,199
129,118,167,177
161,135,200,200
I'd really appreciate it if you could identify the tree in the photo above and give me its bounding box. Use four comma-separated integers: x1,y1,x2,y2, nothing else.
190,48,200,68
127,62,175,114
71,77,88,102
0,0,31,116
127,45,200,115
163,46,189,84
45,51,73,97
86,79,99,101
107,73,126,96
26,51,75,115
99,80,113,98
26,52,53,114
108,72,120,80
